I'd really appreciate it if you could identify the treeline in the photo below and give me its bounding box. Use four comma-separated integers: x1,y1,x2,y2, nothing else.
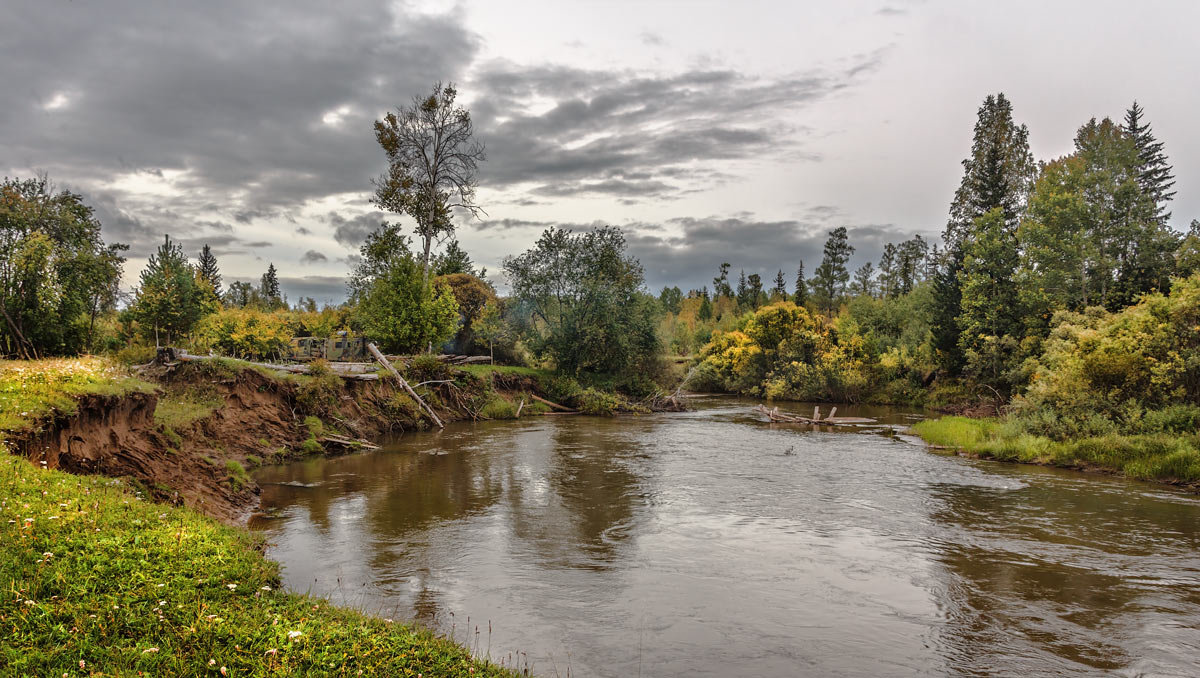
674,95,1199,435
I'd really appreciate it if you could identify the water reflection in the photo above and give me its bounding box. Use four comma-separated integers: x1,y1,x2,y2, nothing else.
253,398,1200,677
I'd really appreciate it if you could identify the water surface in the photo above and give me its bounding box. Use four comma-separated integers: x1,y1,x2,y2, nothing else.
252,398,1200,676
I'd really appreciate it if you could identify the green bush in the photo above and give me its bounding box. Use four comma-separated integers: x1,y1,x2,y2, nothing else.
300,435,323,455
295,360,341,415
225,460,249,490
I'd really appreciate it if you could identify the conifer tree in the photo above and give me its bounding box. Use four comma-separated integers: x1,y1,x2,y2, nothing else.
260,263,282,306
878,243,898,298
133,235,205,345
736,269,748,307
957,208,1021,388
933,93,1035,374
793,262,807,306
1123,101,1176,225
698,286,713,321
713,262,733,299
771,269,788,299
810,227,854,315
747,273,764,309
851,262,875,298
197,244,222,297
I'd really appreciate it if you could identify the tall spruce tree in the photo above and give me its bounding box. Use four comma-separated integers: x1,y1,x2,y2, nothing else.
260,263,281,306
197,244,222,297
878,242,898,298
933,93,1035,375
793,262,808,307
1122,101,1176,226
957,208,1021,388
736,270,748,307
771,269,788,299
809,227,854,315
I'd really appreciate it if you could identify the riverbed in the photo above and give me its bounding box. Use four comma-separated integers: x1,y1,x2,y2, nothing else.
251,398,1200,677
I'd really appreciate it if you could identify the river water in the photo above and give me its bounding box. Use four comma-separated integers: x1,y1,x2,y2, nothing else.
250,398,1200,677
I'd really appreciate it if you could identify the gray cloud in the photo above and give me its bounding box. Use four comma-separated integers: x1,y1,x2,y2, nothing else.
1,1,479,255
301,250,328,264
327,211,388,248
469,57,884,200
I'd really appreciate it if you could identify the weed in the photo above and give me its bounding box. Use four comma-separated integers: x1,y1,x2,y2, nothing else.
225,460,249,490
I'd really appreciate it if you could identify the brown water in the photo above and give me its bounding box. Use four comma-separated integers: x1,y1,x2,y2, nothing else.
251,398,1200,677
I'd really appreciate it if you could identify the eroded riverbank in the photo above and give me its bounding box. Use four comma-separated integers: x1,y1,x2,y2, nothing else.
254,397,1200,677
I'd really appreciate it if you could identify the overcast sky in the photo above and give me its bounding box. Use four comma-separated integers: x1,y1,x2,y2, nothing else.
4,0,1197,303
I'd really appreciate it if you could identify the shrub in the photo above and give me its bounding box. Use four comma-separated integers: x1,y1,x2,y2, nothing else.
225,460,249,490
300,435,323,455
295,360,341,415
193,307,292,360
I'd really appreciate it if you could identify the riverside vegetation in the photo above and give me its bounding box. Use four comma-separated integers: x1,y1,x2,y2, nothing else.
2,82,1200,673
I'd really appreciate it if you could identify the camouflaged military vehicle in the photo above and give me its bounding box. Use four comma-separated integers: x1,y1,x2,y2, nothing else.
286,333,368,362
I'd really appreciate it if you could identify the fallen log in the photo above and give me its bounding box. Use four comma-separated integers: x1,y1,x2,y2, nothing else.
320,434,381,451
172,350,379,380
529,393,577,412
755,404,876,426
368,342,444,429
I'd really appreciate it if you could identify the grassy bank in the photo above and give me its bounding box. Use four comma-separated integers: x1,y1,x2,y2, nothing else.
0,357,156,440
0,454,512,676
913,416,1200,485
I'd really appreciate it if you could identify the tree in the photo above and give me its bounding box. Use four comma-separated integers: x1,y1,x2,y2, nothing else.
747,273,764,309
259,263,281,307
373,82,486,282
771,269,788,300
957,208,1020,387
351,223,460,353
432,238,479,277
197,244,222,297
934,93,1035,374
659,286,683,314
473,300,510,364
1123,101,1176,226
132,235,208,345
698,287,713,321
713,262,733,298
1020,118,1172,317
878,243,898,298
736,270,749,307
792,262,808,307
1178,219,1200,278
433,272,495,353
503,226,660,378
896,235,928,294
850,262,875,298
0,175,126,357
809,227,854,315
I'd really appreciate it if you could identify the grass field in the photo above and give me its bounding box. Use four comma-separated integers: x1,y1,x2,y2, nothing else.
914,416,1200,484
0,454,513,676
0,357,156,440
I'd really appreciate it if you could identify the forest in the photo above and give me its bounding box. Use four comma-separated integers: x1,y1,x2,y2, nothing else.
2,92,1198,452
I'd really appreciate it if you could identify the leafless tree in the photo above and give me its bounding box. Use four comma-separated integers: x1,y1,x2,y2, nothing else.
372,82,486,282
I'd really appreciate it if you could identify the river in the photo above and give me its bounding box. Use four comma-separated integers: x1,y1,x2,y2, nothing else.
250,397,1200,677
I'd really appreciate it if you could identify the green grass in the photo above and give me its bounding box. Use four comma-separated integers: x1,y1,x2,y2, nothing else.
154,389,225,430
458,364,550,379
0,455,513,676
913,416,1200,483
0,358,157,440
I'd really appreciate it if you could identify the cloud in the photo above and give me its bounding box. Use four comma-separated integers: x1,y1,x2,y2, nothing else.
468,56,885,200
0,1,479,257
478,214,929,292
327,211,388,248
301,249,328,264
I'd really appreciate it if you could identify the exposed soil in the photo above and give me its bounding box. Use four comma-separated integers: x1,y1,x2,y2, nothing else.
11,362,516,523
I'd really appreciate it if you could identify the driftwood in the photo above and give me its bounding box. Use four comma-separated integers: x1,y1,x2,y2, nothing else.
515,399,525,418
320,434,380,451
368,342,444,429
755,404,876,426
529,393,577,412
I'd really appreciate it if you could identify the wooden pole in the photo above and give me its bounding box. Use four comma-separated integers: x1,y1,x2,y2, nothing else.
826,406,837,421
367,342,444,429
